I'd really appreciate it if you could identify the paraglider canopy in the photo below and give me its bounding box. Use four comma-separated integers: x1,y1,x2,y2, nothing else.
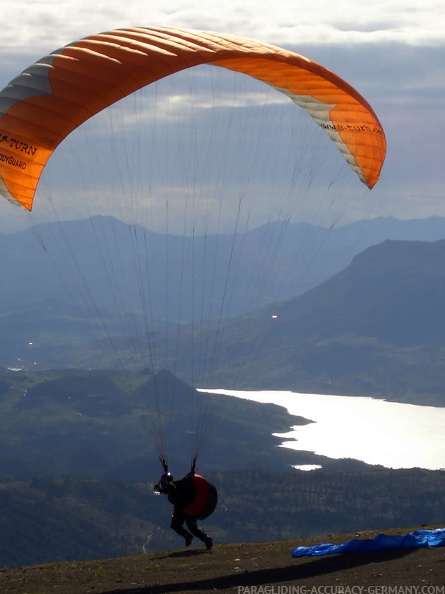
0,27,386,211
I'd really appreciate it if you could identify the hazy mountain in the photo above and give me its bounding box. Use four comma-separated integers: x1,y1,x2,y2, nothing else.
104,237,445,404
201,238,445,403
277,238,445,346
2,214,445,320
2,217,445,404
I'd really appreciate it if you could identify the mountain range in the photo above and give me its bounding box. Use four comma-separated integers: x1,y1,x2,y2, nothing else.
219,238,445,402
2,215,445,403
3,214,445,316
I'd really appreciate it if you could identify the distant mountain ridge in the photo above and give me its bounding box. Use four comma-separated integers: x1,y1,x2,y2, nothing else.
141,237,445,403
279,238,445,346
2,216,445,404
2,214,445,317
210,238,445,402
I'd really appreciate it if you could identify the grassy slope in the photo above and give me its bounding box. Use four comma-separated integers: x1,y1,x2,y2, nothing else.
1,527,445,593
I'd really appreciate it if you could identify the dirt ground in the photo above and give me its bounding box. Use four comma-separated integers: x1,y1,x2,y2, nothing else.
1,528,445,593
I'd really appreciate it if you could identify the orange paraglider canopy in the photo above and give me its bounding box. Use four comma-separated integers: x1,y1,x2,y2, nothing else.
0,27,386,210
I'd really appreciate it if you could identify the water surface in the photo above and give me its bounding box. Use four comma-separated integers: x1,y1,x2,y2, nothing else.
203,389,445,470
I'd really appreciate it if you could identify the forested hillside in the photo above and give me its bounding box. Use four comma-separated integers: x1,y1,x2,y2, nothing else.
1,468,444,568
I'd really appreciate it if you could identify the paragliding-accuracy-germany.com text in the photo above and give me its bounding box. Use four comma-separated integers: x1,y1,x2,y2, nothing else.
238,584,445,594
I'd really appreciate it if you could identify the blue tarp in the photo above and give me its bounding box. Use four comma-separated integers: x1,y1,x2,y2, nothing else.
292,528,445,558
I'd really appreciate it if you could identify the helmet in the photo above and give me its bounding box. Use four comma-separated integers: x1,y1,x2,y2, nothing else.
159,472,174,490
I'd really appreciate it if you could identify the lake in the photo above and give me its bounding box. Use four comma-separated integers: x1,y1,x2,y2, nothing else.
201,389,445,471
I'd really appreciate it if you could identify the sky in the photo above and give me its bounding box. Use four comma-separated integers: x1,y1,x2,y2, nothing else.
0,0,444,233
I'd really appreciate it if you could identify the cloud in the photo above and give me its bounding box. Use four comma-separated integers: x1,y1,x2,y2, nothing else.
1,0,444,58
